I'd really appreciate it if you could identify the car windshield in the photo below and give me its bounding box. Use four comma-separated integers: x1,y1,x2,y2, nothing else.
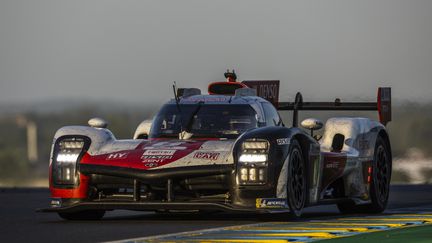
150,104,258,139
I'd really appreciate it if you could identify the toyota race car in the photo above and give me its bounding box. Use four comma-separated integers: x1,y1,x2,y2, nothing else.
39,71,392,220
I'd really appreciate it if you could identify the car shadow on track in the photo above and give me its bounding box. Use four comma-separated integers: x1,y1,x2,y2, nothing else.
98,209,342,222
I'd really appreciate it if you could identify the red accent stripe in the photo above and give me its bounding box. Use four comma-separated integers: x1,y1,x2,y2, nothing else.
49,164,89,199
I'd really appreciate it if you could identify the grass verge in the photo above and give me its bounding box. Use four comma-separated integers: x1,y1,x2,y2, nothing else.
320,225,432,243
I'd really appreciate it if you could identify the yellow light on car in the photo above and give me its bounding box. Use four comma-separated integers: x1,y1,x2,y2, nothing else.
240,168,248,181
56,153,80,163
259,169,265,181
243,141,268,150
65,168,71,180
62,141,85,149
249,168,257,181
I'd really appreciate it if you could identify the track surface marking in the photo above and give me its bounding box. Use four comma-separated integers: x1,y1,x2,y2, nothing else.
111,213,432,242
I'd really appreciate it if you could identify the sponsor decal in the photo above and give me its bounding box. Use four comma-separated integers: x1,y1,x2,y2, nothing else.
276,138,290,145
256,198,288,209
141,150,176,163
106,152,129,160
144,162,158,168
141,155,173,163
143,150,176,156
325,161,340,169
193,152,220,160
141,155,173,160
242,80,280,106
142,159,167,163
144,141,187,150
183,97,230,103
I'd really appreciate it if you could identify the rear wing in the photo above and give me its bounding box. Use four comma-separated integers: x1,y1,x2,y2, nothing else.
277,87,392,126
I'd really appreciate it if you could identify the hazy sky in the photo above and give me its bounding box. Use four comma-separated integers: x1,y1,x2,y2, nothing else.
1,0,431,105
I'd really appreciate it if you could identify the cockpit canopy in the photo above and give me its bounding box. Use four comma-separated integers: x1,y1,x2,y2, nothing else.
150,104,259,139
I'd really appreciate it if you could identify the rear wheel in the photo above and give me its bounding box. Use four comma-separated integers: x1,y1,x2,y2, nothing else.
287,140,306,218
58,210,105,220
337,136,391,214
368,136,392,212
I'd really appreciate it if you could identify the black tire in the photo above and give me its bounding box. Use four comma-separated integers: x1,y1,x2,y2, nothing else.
368,136,392,212
286,140,307,218
337,136,392,214
58,210,105,220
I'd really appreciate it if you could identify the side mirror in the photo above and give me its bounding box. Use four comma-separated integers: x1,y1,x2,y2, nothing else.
301,118,323,137
133,119,152,139
88,117,108,128
331,133,345,152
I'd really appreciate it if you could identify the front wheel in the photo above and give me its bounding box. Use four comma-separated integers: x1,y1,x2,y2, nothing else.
286,140,307,218
58,210,105,220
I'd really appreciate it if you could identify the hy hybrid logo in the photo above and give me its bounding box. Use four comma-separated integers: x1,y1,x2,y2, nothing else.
106,152,128,160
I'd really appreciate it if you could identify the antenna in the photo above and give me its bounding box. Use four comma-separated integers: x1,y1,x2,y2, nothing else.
172,81,182,114
173,81,180,103
172,81,184,138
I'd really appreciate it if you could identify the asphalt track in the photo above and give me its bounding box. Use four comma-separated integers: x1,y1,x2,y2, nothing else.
1,185,432,243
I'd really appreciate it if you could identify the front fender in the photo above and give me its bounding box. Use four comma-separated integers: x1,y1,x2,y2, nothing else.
230,126,318,208
52,126,144,158
49,126,141,200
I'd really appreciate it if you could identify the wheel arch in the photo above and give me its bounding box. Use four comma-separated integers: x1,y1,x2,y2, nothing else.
292,133,315,165
377,129,392,159
256,127,319,205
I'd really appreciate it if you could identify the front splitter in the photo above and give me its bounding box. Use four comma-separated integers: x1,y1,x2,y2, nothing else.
37,201,288,214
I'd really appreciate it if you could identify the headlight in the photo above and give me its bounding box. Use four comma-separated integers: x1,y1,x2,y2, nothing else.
52,137,88,186
239,154,267,163
240,168,248,181
239,139,269,164
242,141,268,150
238,139,269,185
